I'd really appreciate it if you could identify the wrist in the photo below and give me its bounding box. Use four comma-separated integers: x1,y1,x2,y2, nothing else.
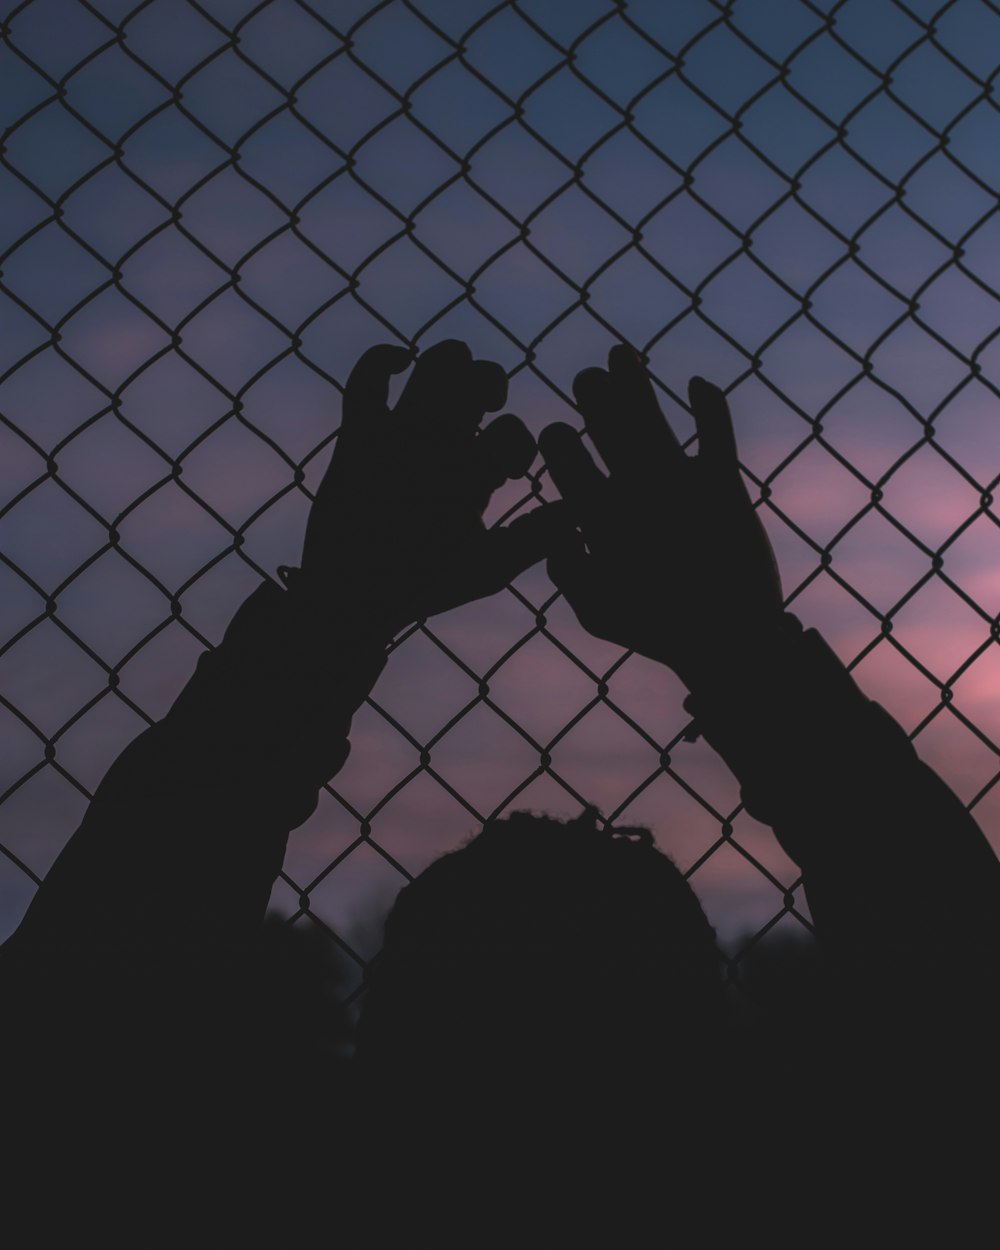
670,610,801,695
278,566,399,648
679,619,889,841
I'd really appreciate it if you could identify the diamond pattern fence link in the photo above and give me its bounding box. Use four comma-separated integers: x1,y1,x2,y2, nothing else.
3,0,1000,1010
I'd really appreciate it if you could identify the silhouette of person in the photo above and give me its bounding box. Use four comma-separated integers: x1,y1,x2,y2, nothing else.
2,340,997,1196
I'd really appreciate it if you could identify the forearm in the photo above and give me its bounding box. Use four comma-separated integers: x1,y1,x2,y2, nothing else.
681,614,1000,982
6,576,388,963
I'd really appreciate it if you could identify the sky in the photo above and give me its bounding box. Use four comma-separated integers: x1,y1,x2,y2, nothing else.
3,0,1000,970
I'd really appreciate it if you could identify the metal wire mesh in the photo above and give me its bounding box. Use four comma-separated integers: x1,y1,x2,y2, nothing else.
3,0,1000,998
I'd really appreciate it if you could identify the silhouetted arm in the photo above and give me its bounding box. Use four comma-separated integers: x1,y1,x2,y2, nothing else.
2,339,561,1056
5,579,387,971
539,348,1000,1004
682,614,1000,998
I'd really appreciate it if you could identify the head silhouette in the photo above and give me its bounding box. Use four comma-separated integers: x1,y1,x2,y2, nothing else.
356,809,726,1088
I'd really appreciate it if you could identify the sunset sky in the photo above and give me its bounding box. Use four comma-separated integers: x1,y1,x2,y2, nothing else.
3,0,1000,968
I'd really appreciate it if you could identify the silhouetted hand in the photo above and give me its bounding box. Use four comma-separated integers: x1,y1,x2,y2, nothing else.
538,346,782,687
300,340,560,639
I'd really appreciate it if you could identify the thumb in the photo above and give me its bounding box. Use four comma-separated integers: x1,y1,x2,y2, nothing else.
547,525,621,644
546,524,592,602
480,500,574,590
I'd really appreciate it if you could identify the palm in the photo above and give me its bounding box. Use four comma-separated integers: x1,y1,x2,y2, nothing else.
538,347,782,686
301,341,562,637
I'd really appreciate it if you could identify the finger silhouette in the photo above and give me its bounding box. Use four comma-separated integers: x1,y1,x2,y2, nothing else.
478,502,571,591
689,376,737,466
304,344,412,573
572,367,628,475
471,413,536,501
606,345,683,459
342,343,411,429
538,422,606,520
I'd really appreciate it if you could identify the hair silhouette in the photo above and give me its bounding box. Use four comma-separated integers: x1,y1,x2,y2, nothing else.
356,809,728,1097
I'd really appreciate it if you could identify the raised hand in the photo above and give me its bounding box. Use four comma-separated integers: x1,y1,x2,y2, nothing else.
299,339,560,639
538,346,783,688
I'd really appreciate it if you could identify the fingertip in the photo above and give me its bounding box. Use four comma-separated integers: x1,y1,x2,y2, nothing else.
385,344,415,373
688,375,720,401
539,420,578,442
572,367,610,407
485,410,529,435
359,342,412,371
608,343,643,372
538,421,580,457
688,377,737,462
472,359,509,413
481,411,536,478
344,344,414,418
421,338,473,363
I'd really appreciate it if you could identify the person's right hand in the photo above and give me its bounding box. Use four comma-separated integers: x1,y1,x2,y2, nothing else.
538,346,784,689
299,340,560,640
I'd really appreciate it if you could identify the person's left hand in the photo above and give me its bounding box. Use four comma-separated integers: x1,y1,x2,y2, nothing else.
298,340,562,639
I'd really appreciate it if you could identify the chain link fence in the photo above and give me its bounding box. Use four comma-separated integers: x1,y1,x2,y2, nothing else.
3,0,1000,1006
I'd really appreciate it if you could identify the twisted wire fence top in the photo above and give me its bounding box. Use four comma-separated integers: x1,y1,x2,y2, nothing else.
3,0,1000,986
